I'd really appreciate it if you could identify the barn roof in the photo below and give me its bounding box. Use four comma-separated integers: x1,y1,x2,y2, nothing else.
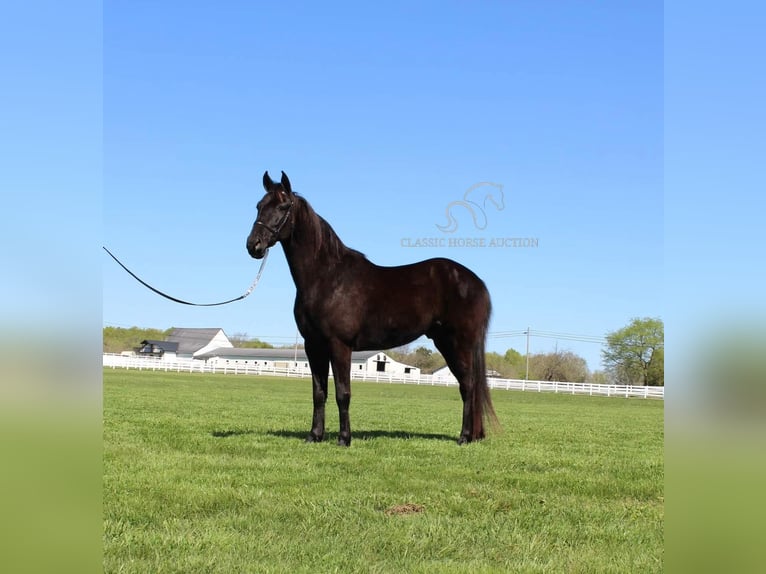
166,328,228,355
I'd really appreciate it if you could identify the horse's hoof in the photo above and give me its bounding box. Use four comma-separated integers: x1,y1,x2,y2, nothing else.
457,436,471,446
305,433,323,443
337,437,351,447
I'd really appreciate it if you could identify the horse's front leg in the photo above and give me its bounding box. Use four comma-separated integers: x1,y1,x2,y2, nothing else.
329,342,353,447
304,340,329,443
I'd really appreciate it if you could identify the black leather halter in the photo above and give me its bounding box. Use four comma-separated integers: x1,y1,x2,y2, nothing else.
255,198,294,239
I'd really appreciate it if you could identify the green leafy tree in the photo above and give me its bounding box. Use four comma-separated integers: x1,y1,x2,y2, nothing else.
602,317,664,386
645,347,664,387
503,348,525,371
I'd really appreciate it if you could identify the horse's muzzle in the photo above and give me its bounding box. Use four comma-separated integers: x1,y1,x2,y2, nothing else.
247,236,267,259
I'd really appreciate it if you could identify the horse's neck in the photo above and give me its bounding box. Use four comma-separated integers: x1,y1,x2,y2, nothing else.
281,204,344,291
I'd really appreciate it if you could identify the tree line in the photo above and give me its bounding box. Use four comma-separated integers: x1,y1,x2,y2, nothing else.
386,345,592,382
103,317,663,386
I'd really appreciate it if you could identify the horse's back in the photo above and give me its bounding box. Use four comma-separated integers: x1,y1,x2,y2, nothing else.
373,256,490,319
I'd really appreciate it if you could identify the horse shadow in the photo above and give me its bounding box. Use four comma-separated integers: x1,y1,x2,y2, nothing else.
210,429,257,438
211,429,455,442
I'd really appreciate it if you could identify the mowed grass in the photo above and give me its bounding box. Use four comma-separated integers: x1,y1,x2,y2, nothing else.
103,369,664,573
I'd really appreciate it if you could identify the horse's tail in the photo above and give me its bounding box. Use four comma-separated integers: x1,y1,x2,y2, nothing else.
472,304,500,440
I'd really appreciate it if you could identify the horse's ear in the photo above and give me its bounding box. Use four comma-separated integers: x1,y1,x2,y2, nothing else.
263,171,274,191
280,171,292,195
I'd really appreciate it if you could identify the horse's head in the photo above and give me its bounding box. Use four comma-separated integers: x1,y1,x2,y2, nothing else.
246,170,295,259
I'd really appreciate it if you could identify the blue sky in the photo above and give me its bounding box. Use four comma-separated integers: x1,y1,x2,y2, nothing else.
102,1,663,371
1,1,101,335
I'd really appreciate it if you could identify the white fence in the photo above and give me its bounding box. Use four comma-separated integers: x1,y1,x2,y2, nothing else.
102,354,664,400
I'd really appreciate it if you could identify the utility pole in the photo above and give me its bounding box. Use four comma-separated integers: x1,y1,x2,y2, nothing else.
525,327,530,380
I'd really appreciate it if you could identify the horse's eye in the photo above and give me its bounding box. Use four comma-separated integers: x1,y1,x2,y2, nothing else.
277,203,290,212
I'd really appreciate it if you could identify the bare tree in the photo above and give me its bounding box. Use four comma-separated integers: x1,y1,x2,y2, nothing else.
529,350,588,382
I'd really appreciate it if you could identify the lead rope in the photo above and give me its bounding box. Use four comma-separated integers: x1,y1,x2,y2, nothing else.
103,246,269,306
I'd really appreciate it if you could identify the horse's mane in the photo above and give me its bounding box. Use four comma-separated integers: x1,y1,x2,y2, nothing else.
293,195,366,261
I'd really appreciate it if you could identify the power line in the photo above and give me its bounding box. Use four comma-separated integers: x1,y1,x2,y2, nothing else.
490,329,606,344
489,328,663,349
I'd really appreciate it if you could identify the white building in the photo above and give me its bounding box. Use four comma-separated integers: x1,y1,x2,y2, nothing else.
195,347,420,377
132,327,419,377
432,365,457,382
432,365,500,381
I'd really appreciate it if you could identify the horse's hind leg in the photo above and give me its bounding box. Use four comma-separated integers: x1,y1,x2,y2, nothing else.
457,376,475,445
328,341,353,447
431,332,475,444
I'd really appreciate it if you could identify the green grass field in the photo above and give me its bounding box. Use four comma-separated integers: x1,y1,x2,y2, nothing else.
103,369,664,573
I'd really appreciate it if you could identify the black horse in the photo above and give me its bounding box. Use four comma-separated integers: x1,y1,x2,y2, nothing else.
246,171,497,446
